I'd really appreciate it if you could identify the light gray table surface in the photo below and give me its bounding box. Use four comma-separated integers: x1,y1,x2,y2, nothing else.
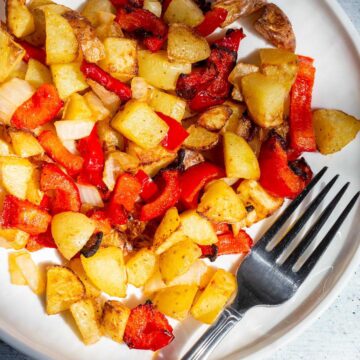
1,1,359,359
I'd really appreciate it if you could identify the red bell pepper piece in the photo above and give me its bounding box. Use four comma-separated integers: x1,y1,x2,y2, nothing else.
156,112,189,151
80,61,131,101
176,29,245,111
213,222,230,235
26,227,57,252
289,56,316,153
140,170,180,221
200,230,253,261
77,125,106,190
289,157,313,187
11,84,63,130
180,162,225,209
38,130,84,177
40,164,81,214
195,8,228,37
115,8,168,52
17,39,46,64
124,302,174,351
1,195,51,235
135,170,159,202
259,134,305,199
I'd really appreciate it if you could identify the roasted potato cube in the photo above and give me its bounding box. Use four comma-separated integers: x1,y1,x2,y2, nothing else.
164,0,204,27
159,239,201,283
51,62,89,99
95,12,123,40
70,298,102,345
68,258,101,298
241,72,287,128
0,26,25,82
313,109,360,154
0,229,29,250
83,91,110,121
138,50,191,90
167,24,210,64
45,9,78,65
98,37,137,81
254,3,296,52
101,300,130,343
180,210,218,245
148,88,186,122
14,252,45,294
221,101,247,134
126,248,157,287
191,269,236,324
51,212,96,260
198,105,232,131
183,125,219,151
112,100,169,149
81,246,127,297
6,0,35,38
25,58,52,88
153,284,198,320
63,93,93,120
198,180,247,223
9,131,44,157
97,120,125,151
8,251,27,285
0,156,33,200
81,0,115,27
223,132,260,179
46,265,85,315
26,168,44,205
153,207,181,254
62,10,105,63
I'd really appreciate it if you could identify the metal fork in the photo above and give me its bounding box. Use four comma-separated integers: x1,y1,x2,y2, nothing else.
182,167,359,360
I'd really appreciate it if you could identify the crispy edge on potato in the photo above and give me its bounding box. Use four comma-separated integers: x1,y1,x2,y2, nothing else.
254,3,296,52
46,265,85,315
6,0,35,38
183,125,219,151
197,105,232,132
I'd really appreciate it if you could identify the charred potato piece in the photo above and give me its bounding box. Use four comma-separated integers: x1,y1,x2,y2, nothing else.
198,106,232,132
62,10,105,63
254,3,296,52
183,125,219,151
6,0,35,38
213,0,267,27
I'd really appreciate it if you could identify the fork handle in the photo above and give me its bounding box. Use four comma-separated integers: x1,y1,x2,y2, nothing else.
181,307,244,360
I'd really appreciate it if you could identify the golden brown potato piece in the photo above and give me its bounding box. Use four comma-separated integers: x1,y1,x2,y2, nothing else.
254,3,296,52
46,265,85,315
81,0,115,27
198,105,232,132
183,125,219,151
312,109,360,154
213,0,267,27
163,0,204,27
167,24,210,64
101,300,130,343
62,10,105,63
6,0,35,38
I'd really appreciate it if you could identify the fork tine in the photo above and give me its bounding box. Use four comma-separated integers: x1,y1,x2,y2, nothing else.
269,174,339,259
282,182,350,269
296,191,360,282
254,167,328,250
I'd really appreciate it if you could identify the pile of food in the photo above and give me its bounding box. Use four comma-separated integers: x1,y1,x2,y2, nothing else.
0,0,359,352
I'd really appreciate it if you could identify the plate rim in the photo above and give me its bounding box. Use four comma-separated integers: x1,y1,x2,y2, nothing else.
0,1,359,359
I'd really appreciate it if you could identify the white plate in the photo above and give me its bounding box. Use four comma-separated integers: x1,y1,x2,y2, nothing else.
0,0,359,359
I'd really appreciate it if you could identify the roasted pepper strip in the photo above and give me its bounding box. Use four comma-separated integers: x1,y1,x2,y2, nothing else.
124,302,174,351
157,112,189,152
80,61,132,101
11,84,63,130
140,170,180,221
135,170,159,202
259,134,305,199
180,162,225,209
176,29,245,111
200,230,253,261
38,130,84,176
1,195,51,235
17,39,46,64
77,125,106,190
115,8,168,52
289,56,316,153
195,8,228,37
40,164,82,214
26,228,57,252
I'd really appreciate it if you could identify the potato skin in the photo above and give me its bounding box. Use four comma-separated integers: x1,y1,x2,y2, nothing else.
197,105,232,132
254,3,296,52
